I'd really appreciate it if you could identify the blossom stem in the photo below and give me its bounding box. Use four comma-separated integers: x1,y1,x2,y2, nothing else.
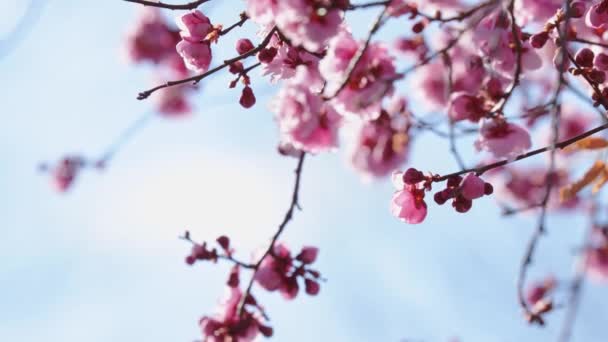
237,153,306,316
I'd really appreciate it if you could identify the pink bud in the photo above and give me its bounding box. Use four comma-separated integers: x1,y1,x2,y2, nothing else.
530,32,549,49
258,47,278,63
402,168,424,184
236,38,255,55
570,1,586,18
575,48,595,67
297,247,319,264
595,53,608,70
239,86,256,108
216,236,230,250
305,279,320,295
460,174,486,200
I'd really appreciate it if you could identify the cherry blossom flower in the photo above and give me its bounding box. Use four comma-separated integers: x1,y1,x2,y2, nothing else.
271,67,341,153
320,30,397,120
391,171,427,224
475,118,532,159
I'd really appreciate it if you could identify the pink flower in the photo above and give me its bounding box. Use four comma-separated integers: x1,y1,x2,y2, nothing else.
176,10,213,42
475,118,531,159
350,108,410,179
254,243,321,299
448,92,486,122
526,276,556,306
274,0,346,52
460,173,486,200
320,31,397,120
586,1,608,29
246,0,279,26
52,156,84,192
387,0,412,17
271,67,341,153
176,40,212,72
390,172,427,224
261,34,318,82
124,8,179,64
199,287,267,342
585,229,608,282
154,83,193,117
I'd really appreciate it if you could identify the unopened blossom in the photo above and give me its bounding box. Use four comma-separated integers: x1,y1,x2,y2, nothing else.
475,118,532,159
176,10,213,42
271,67,341,153
585,229,608,282
526,276,556,306
460,173,486,200
320,31,398,120
51,156,85,192
473,10,542,76
391,171,427,224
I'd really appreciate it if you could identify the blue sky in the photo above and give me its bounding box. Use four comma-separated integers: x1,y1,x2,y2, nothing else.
1,1,607,341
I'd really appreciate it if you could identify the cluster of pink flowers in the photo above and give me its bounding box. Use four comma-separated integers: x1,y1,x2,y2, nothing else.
183,232,320,341
391,168,494,224
255,244,321,299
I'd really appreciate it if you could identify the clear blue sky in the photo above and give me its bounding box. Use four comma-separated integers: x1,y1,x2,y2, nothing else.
1,1,606,341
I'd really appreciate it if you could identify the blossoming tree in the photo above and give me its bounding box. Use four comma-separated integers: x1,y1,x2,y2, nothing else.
38,0,608,340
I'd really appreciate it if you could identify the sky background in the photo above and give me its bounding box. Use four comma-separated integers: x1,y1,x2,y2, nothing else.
1,1,607,341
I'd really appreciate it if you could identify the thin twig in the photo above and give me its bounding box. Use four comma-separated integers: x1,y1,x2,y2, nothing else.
123,0,210,10
237,153,306,315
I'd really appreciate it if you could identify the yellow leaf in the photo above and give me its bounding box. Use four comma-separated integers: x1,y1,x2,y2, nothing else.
592,166,608,194
560,161,605,201
565,137,608,151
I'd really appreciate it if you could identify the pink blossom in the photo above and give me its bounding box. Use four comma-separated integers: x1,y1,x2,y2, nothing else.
261,34,318,82
391,172,427,224
583,229,608,282
475,118,532,159
254,243,321,299
526,276,556,306
350,108,410,179
448,92,486,122
52,156,84,192
586,1,608,29
199,288,266,341
176,40,212,72
154,83,193,117
176,10,213,42
246,0,279,26
320,31,397,120
124,8,179,64
271,67,341,153
274,0,346,52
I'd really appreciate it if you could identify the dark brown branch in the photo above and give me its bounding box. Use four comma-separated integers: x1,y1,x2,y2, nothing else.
434,120,608,182
123,0,210,10
237,153,306,315
137,27,277,100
